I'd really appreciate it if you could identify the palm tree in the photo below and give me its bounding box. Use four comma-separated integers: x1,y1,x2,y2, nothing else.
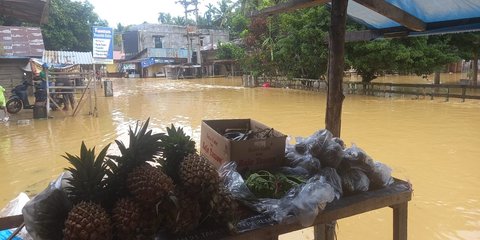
158,12,173,24
204,3,215,26
213,0,233,27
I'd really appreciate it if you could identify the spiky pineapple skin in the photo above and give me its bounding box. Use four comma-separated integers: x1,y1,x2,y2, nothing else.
211,186,239,225
161,189,202,234
111,198,142,239
179,153,220,197
63,201,112,240
127,164,174,206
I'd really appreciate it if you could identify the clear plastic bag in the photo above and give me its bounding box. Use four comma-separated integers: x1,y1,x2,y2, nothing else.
342,144,375,171
220,162,335,227
319,168,343,199
368,161,394,188
315,140,344,169
340,169,370,194
272,176,335,226
22,172,73,240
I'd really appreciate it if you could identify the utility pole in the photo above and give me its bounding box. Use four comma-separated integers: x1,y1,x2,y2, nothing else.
176,0,200,64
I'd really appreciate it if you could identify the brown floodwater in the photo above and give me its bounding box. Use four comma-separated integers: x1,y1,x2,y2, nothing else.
1,76,479,240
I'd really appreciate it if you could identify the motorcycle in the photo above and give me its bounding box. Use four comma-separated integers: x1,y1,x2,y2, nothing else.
6,79,34,114
6,75,64,114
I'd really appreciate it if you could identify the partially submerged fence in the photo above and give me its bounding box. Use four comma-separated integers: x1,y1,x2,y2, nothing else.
346,82,480,102
248,77,480,102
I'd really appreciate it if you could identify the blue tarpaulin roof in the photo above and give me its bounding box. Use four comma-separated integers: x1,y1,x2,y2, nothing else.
256,0,480,38
347,0,480,31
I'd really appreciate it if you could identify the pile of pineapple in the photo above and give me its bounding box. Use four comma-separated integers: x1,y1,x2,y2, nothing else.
60,119,238,239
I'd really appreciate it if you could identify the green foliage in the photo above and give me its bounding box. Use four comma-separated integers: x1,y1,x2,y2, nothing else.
64,142,110,204
346,36,459,82
104,119,164,205
217,42,245,60
42,0,107,51
159,124,196,182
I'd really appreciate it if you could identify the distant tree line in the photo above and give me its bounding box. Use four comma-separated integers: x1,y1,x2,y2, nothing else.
1,0,478,85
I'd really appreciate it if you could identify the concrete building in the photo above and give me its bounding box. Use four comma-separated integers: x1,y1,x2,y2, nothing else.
122,23,229,78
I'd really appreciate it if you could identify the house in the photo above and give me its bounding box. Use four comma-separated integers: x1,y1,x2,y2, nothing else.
0,26,45,92
121,23,229,78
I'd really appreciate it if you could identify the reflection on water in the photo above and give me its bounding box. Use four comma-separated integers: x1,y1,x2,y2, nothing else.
1,76,479,240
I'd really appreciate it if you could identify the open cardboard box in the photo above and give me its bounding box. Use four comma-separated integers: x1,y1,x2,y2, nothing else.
200,119,287,171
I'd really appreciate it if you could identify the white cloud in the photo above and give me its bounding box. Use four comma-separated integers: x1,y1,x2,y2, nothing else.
85,0,220,27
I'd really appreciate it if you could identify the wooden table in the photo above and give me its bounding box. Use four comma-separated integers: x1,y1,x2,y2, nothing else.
0,179,412,240
227,179,412,240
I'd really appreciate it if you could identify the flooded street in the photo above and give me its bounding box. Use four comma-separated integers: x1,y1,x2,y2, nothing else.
1,76,479,239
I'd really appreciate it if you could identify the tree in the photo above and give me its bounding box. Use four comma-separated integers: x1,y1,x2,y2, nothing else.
158,12,173,24
451,33,480,86
212,0,233,27
42,0,107,51
346,36,459,83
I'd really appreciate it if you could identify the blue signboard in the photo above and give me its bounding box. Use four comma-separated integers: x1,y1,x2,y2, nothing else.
92,26,114,64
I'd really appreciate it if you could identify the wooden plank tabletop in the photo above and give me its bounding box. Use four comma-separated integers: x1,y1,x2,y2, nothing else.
226,179,412,239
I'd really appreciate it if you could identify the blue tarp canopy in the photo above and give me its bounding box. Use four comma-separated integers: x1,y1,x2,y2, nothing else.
255,0,480,39
347,0,480,35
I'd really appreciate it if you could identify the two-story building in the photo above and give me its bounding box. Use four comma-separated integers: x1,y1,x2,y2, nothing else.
122,23,229,78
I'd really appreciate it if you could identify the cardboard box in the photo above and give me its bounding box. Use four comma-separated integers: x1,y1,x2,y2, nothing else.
200,119,287,171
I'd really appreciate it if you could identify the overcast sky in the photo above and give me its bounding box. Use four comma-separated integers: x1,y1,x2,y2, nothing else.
85,0,219,27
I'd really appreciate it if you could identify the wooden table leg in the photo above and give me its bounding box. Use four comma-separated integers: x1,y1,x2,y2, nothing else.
314,221,336,240
392,202,408,240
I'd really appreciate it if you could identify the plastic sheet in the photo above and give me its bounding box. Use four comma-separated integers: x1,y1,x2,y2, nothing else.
22,172,73,240
0,193,31,240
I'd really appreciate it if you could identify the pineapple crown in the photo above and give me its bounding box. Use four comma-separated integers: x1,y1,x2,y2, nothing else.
64,141,111,204
113,118,164,169
104,118,164,203
159,124,196,182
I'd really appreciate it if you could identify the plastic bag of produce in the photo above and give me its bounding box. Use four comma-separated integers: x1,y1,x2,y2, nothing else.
285,151,321,176
308,130,333,157
22,172,73,240
318,168,343,199
272,176,335,226
314,140,344,169
339,169,370,194
220,162,335,226
342,144,375,171
368,161,394,188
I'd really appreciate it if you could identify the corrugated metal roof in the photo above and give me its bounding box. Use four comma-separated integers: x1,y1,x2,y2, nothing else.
0,26,45,58
42,51,94,65
0,0,49,24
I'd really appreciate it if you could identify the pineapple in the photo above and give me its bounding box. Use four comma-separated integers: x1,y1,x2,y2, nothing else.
126,163,174,205
63,142,113,239
105,119,175,238
210,186,239,232
160,125,220,198
111,198,141,239
161,189,202,234
63,202,112,240
180,153,220,197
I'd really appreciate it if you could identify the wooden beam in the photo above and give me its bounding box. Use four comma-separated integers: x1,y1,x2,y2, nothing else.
325,0,348,138
251,0,329,17
353,0,426,31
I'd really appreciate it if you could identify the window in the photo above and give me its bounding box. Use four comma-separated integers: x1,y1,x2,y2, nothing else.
153,36,163,48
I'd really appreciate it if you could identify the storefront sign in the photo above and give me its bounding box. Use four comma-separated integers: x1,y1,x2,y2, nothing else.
92,26,114,64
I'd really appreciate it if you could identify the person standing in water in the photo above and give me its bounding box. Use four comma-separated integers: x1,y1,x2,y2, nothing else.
0,85,9,121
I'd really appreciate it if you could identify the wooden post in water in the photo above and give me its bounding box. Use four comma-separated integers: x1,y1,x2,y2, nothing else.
318,0,348,237
325,0,348,138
